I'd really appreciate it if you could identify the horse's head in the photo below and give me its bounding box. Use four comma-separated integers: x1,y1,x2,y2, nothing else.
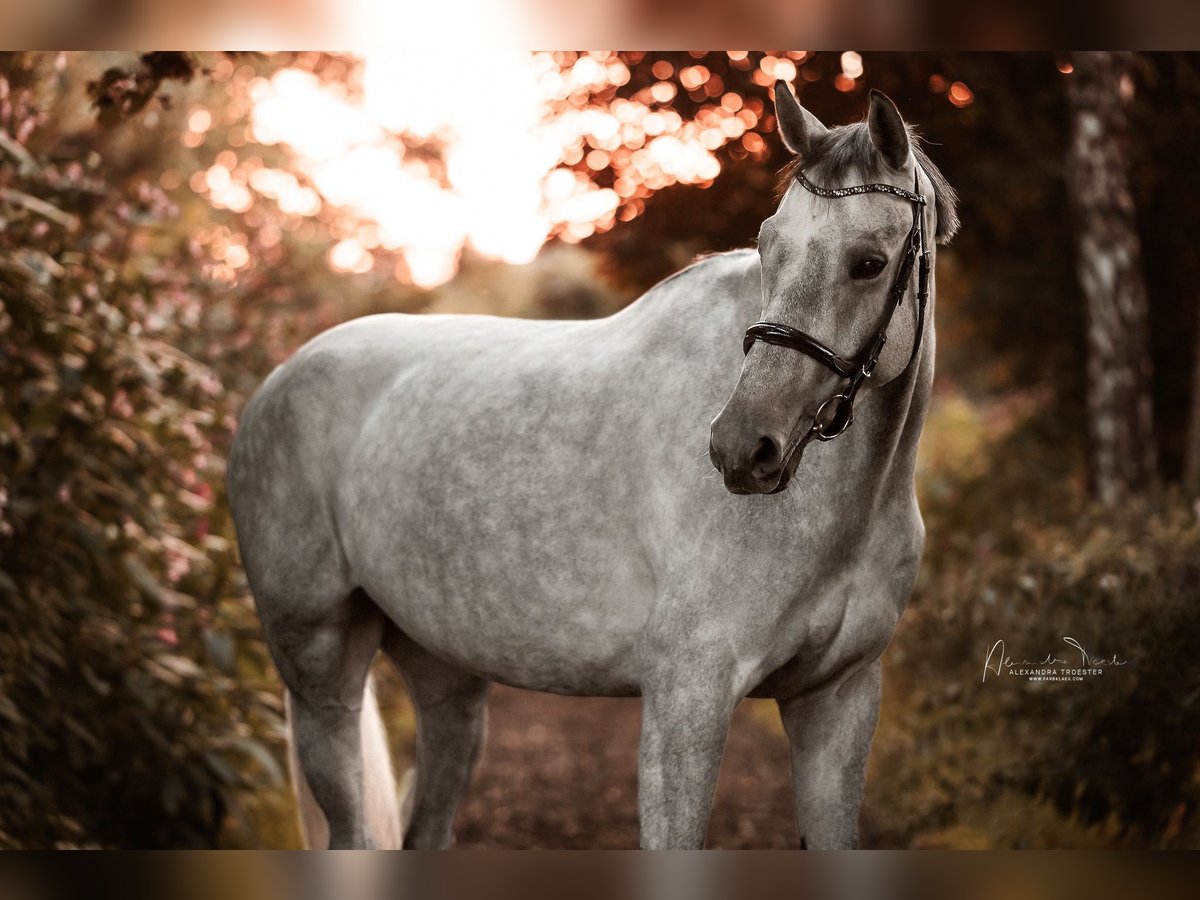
709,82,958,495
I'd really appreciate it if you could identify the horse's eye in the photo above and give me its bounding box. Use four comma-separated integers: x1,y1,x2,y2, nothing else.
851,257,887,280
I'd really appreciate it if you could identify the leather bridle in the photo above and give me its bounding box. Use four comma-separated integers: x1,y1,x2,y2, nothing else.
743,168,931,451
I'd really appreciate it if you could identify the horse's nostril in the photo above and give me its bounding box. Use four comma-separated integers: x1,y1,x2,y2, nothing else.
749,435,782,471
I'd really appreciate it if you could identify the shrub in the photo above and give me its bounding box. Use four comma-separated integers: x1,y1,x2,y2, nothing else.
0,58,280,848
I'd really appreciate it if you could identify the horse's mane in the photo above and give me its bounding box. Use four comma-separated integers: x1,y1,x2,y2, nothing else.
775,120,960,245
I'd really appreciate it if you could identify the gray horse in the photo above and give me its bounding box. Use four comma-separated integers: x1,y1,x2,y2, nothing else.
227,82,958,849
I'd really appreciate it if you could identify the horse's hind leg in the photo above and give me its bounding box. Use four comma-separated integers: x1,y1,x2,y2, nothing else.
382,628,489,849
266,587,387,848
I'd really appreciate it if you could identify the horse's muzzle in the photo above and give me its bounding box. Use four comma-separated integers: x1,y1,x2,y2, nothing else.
708,418,801,495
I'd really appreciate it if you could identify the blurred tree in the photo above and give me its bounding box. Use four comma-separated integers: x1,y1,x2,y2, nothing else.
1189,324,1200,496
1058,52,1155,503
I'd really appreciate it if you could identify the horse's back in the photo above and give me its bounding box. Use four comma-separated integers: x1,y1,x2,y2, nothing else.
230,247,758,503
230,311,582,481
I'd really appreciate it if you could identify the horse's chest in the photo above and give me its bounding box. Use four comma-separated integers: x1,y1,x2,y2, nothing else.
807,561,908,654
751,513,921,698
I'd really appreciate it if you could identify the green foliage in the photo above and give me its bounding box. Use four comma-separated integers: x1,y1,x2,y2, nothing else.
0,58,280,848
867,402,1200,849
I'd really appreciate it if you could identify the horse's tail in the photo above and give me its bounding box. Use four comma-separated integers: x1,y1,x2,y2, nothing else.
285,674,409,849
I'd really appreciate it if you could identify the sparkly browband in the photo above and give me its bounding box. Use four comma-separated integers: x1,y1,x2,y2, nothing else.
796,170,926,206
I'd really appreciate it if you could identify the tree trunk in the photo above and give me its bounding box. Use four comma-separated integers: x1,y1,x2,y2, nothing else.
1186,305,1200,497
1064,51,1158,505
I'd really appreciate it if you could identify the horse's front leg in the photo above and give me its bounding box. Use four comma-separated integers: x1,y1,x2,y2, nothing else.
637,656,739,849
777,659,882,849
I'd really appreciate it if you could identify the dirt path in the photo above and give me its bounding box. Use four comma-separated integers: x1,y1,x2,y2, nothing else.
452,685,802,849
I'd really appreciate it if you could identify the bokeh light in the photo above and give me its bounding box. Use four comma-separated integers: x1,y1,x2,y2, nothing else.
948,80,974,107
840,50,864,80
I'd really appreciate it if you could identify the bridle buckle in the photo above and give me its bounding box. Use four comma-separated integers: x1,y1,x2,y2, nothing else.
812,393,854,441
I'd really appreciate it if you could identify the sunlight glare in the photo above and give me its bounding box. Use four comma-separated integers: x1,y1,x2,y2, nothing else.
245,52,737,286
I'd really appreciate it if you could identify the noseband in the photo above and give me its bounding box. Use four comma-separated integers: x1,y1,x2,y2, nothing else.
743,169,931,445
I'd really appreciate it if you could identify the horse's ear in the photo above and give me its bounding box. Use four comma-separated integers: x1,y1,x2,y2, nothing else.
867,89,910,171
773,80,827,156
